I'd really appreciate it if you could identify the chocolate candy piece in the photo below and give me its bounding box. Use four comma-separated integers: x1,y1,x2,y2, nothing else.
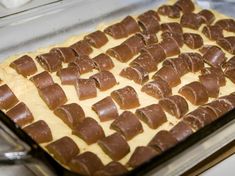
46,136,79,164
23,120,52,143
84,30,108,48
121,16,140,35
36,52,62,73
123,34,145,55
159,95,189,119
224,69,235,84
161,22,183,34
141,77,172,99
214,19,235,32
158,5,180,18
183,107,217,131
223,56,235,72
68,55,94,74
159,38,180,57
111,86,140,109
6,102,34,127
92,96,118,122
170,121,193,142
0,84,19,110
179,81,208,105
148,130,178,152
30,71,54,89
174,0,195,14
56,67,80,85
137,31,158,45
54,103,85,129
106,44,133,63
92,53,114,71
198,9,215,25
136,104,167,129
138,15,160,34
183,33,203,49
38,83,67,110
104,23,127,39
161,31,184,47
163,57,189,77
90,71,117,91
202,25,223,41
219,94,235,108
98,133,130,161
201,67,226,86
179,52,204,72
138,10,160,21
180,13,202,30
127,146,160,168
199,74,220,98
70,40,93,56
120,65,149,85
10,55,37,77
75,78,97,100
130,53,158,73
152,65,181,87
94,161,127,176
110,111,143,140
141,44,166,63
72,117,105,145
50,47,76,63
69,151,104,175
202,45,226,67
217,36,235,55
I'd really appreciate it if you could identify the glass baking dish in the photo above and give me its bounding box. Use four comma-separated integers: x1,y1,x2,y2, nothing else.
0,0,234,175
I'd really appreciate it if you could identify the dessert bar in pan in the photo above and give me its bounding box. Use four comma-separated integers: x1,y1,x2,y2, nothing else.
0,0,235,175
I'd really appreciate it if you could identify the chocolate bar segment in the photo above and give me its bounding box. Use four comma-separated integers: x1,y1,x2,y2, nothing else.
137,31,158,45
138,10,160,22
30,71,54,89
199,74,220,98
201,67,226,86
120,65,149,85
152,65,181,87
23,120,52,143
110,111,143,140
148,130,178,152
123,34,145,55
174,0,195,14
70,40,93,56
138,15,160,34
180,13,202,30
141,77,172,99
111,86,140,109
183,33,203,49
10,55,37,77
90,71,117,91
121,16,140,35
54,103,85,129
98,133,130,161
170,121,193,142
202,25,223,41
38,83,67,110
69,151,104,175
68,55,94,74
0,84,19,110
92,96,118,122
94,161,127,176
159,38,180,57
92,53,114,71
161,22,183,34
56,67,80,85
84,30,108,48
6,102,34,127
141,44,166,63
159,95,189,119
75,78,97,100
50,47,76,63
179,52,204,72
46,136,79,164
72,117,105,145
158,5,180,18
224,69,235,84
217,36,235,55
214,19,235,32
198,9,215,25
161,31,184,47
202,45,226,67
36,52,62,73
127,146,160,168
179,81,208,105
136,104,167,129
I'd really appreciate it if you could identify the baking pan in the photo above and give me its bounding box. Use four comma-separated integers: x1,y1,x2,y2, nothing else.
0,0,234,175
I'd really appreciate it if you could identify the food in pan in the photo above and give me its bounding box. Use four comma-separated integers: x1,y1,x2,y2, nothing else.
0,0,235,175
